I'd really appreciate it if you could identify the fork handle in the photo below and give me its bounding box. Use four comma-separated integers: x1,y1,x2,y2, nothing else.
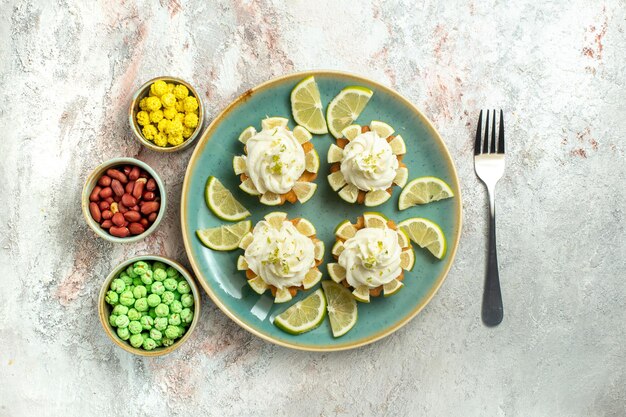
482,191,503,326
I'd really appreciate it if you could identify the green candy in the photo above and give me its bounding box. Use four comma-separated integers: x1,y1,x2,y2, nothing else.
155,303,169,317
119,273,133,286
105,291,119,306
154,317,168,331
166,266,179,277
108,314,118,327
134,298,149,312
163,278,178,292
143,338,157,351
145,283,152,293
161,338,174,347
126,285,135,294
180,308,193,325
177,281,191,294
168,313,181,326
119,291,135,306
111,278,126,293
112,305,128,316
153,269,167,282
151,281,165,295
117,327,130,340
164,325,180,339
132,277,142,286
133,261,150,276
128,320,142,334
129,334,144,348
140,315,154,330
161,291,175,305
147,294,161,307
181,294,194,308
115,315,130,328
126,266,138,278
141,270,153,285
150,328,163,341
133,285,147,299
170,300,183,314
127,308,141,321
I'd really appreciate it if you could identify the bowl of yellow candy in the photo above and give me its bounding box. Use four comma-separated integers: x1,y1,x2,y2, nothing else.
129,76,204,152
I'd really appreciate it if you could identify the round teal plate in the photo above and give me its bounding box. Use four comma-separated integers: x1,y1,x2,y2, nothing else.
181,71,462,351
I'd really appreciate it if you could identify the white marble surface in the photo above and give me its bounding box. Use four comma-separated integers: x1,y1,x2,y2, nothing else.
1,1,625,416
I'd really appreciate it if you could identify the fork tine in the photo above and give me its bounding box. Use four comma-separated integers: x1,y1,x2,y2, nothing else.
482,110,490,154
474,110,483,155
490,109,497,153
498,109,505,153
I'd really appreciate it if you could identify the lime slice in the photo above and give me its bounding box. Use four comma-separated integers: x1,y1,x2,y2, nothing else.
352,286,370,303
314,240,325,260
341,124,362,141
327,144,344,163
327,263,346,283
303,268,322,290
334,220,357,240
248,276,268,294
239,178,260,196
364,189,391,207
322,281,357,337
383,279,403,297
261,117,289,131
326,86,373,138
389,135,406,155
274,287,293,303
398,177,454,210
295,218,316,236
398,217,447,259
290,76,328,135
331,240,345,257
393,167,408,187
232,156,247,175
363,212,387,229
396,229,410,248
400,249,415,270
327,171,347,192
293,182,317,204
236,255,248,270
274,288,326,334
304,149,320,173
238,126,256,144
196,220,252,251
264,211,287,228
338,184,359,203
238,231,254,249
205,176,251,221
293,125,312,144
260,192,282,206
369,120,395,138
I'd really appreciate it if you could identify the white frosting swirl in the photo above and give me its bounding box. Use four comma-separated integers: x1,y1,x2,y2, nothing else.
340,131,399,191
244,127,305,194
338,227,402,288
244,220,315,289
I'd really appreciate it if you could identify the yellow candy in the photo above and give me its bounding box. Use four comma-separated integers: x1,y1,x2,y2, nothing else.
145,96,162,111
157,119,170,132
174,113,185,124
150,80,168,97
167,83,175,93
163,107,177,120
183,96,198,113
154,132,168,147
174,100,184,112
161,93,176,108
173,85,189,100
139,98,148,111
182,126,194,138
136,111,150,126
149,110,164,123
184,113,198,128
142,125,158,140
167,120,184,136
168,133,184,146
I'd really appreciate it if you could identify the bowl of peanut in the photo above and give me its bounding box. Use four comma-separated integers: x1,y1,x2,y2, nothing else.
82,157,166,243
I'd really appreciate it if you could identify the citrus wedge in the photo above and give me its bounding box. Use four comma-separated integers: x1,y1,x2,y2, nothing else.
364,189,391,207
398,177,454,210
328,171,347,191
290,76,328,134
238,126,256,144
398,217,447,259
304,149,320,173
196,220,252,251
334,220,357,240
326,86,373,138
261,117,289,131
274,289,326,334
341,124,362,141
370,120,394,138
322,281,357,337
205,176,251,221
383,279,404,297
293,182,317,204
327,144,344,163
327,263,346,283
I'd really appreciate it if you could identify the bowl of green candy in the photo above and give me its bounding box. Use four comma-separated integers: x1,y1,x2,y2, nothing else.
99,255,201,356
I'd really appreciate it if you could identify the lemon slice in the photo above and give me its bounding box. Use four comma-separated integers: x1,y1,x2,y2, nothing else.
290,76,328,135
260,192,282,206
196,220,252,251
293,125,312,144
239,178,260,196
400,249,415,270
274,287,293,304
261,117,289,131
338,184,359,203
293,182,317,204
393,167,409,187
370,120,395,138
295,218,316,236
248,276,268,295
396,229,410,248
304,149,320,173
327,144,344,163
274,288,326,334
327,263,346,283
364,190,391,207
389,135,407,155
398,217,447,259
327,171,347,191
322,281,357,337
363,212,387,229
238,126,256,144
238,231,254,249
314,240,325,260
303,268,323,290
264,211,287,228
352,286,370,303
334,220,357,240
398,177,454,210
236,255,248,270
341,124,362,141
326,86,373,138
205,176,251,221
232,156,247,175
331,240,345,257
383,279,403,297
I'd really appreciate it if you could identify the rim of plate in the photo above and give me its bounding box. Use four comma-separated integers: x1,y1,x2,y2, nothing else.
180,70,463,352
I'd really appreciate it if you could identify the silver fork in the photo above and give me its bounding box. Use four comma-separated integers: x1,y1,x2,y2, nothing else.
474,109,505,326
